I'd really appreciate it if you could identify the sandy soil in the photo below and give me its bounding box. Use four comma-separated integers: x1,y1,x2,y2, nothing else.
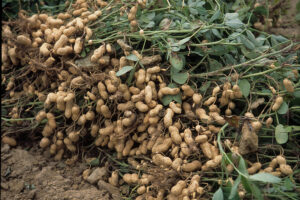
1,144,121,200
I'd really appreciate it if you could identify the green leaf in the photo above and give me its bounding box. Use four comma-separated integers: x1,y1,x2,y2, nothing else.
170,53,185,71
271,36,279,50
277,101,288,115
145,21,155,28
126,54,139,61
249,182,263,200
116,66,133,76
283,177,296,191
256,36,267,46
161,83,182,105
229,175,241,199
89,158,100,166
1,108,7,116
238,79,251,97
173,92,182,104
161,93,182,105
224,13,244,29
210,10,221,22
238,157,248,175
212,29,222,39
241,176,252,193
257,45,270,52
200,81,211,93
182,22,191,29
168,83,178,88
207,45,231,56
254,5,268,15
271,35,289,43
240,35,255,50
161,95,174,106
223,185,238,199
224,53,236,65
241,47,260,59
246,30,258,46
80,49,86,57
213,187,224,200
228,32,240,40
275,124,289,144
294,90,300,98
209,59,223,71
225,18,244,28
146,12,155,20
249,173,281,183
296,13,300,22
172,72,188,84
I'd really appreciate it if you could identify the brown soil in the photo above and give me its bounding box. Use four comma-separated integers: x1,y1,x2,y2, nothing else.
269,0,300,40
1,143,120,200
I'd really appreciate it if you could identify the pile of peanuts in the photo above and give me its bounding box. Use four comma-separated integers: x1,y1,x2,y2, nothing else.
1,0,295,199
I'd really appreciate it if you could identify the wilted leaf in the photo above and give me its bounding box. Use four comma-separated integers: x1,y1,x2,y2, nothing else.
177,37,191,45
170,53,185,71
159,18,171,30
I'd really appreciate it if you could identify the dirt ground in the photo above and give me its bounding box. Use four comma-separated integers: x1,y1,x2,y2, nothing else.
269,0,300,40
1,143,121,200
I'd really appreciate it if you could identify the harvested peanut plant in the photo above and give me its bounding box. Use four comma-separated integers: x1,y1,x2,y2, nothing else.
1,0,300,199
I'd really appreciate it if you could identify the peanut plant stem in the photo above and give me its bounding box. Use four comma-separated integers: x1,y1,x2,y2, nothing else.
241,67,281,78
